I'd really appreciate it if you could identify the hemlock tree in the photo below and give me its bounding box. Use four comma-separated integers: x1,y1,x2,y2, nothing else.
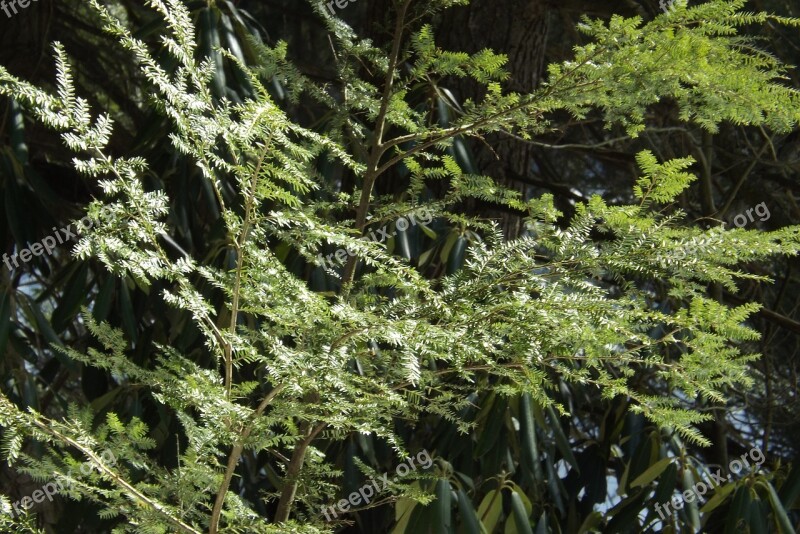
1,0,799,531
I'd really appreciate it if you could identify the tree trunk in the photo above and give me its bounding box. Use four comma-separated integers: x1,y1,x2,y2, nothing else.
437,0,550,239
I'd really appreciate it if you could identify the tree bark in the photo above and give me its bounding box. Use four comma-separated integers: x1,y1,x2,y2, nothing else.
437,0,550,239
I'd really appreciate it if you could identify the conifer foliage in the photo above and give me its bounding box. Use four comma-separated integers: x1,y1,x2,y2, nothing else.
1,0,799,531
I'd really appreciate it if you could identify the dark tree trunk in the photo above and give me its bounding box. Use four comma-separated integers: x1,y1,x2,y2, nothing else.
437,0,550,239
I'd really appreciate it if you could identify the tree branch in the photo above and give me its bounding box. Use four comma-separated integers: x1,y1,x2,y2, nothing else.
274,422,327,522
8,405,202,534
224,139,272,397
341,0,411,287
209,383,286,534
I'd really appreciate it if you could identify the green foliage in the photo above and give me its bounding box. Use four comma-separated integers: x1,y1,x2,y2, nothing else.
0,0,799,531
633,150,696,204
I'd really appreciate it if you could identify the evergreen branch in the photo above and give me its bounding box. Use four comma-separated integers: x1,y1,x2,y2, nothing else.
274,422,327,522
225,138,274,397
342,0,412,287
0,397,201,534
209,383,286,534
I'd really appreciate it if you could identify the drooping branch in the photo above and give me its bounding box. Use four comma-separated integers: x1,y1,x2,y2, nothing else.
0,397,203,534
